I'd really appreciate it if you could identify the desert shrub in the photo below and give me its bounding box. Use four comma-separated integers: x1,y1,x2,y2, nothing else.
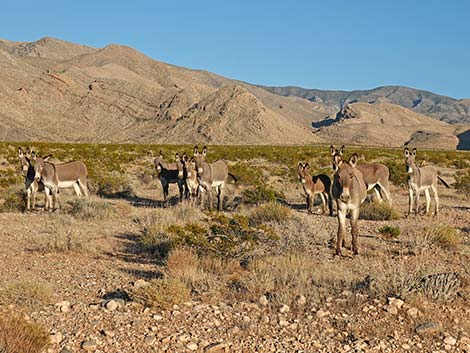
168,214,276,260
0,279,54,308
131,278,190,309
65,198,113,220
229,162,263,185
411,224,462,254
242,186,285,205
0,185,26,212
420,272,461,302
384,159,408,187
455,169,470,197
360,201,400,220
0,314,49,353
452,158,470,169
135,216,173,259
250,202,292,224
378,225,400,238
89,172,134,197
237,254,359,306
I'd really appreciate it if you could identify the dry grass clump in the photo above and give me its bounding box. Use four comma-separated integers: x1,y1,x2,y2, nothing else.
65,197,114,220
250,201,292,224
131,278,190,309
411,223,462,254
165,248,243,299
421,272,461,302
360,201,400,221
0,314,49,353
378,225,400,238
0,279,54,308
238,254,359,306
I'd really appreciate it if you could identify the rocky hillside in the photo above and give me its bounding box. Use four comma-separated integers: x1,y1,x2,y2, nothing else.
314,102,466,149
0,36,469,148
260,85,470,125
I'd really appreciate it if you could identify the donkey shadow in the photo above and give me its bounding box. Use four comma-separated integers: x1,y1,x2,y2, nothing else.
101,192,181,208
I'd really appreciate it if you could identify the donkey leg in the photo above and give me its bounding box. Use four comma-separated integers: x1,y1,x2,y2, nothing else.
319,192,327,214
350,208,360,255
336,207,347,256
79,179,89,198
178,182,184,203
374,187,383,203
73,183,82,197
207,189,213,210
26,188,32,211
328,193,334,217
432,184,439,216
424,189,431,215
408,188,414,216
415,191,420,215
217,185,225,212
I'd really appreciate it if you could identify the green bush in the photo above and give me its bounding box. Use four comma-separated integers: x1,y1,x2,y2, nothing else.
384,159,408,187
378,225,400,238
65,198,113,220
0,185,25,212
90,172,134,197
242,185,285,205
455,169,470,197
250,202,292,224
360,201,400,221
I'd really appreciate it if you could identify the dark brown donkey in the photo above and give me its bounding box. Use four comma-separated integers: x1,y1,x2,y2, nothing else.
331,152,367,256
154,151,185,203
297,162,333,216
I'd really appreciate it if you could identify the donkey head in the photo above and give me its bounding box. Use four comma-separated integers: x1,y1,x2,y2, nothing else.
334,156,356,203
175,152,185,179
18,147,32,175
404,147,417,174
330,145,345,171
185,157,197,179
154,151,164,173
297,162,310,184
31,152,52,181
193,145,207,176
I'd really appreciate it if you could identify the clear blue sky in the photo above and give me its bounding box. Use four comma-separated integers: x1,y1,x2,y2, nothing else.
2,0,469,98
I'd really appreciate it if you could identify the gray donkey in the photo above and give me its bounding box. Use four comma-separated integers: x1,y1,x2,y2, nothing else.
404,147,449,216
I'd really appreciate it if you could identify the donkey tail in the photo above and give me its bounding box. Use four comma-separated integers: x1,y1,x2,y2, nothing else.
437,176,450,188
228,173,238,182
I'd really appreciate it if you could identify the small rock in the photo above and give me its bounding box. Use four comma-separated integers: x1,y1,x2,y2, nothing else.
295,295,306,306
394,299,404,309
55,301,71,313
258,295,268,307
178,334,191,343
386,305,398,315
134,279,150,288
204,343,226,353
153,314,163,321
50,332,63,344
443,337,456,346
81,340,97,351
187,342,198,351
104,299,119,311
102,330,115,338
242,315,250,323
316,309,328,318
415,322,441,335
279,304,290,314
402,343,411,350
144,335,156,345
227,326,241,335
407,307,418,318
279,319,289,326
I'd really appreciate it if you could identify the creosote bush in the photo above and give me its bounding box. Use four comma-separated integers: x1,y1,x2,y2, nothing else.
378,225,400,238
65,198,113,220
455,169,470,197
411,223,462,254
131,278,190,309
0,314,49,353
250,202,292,224
242,185,285,205
90,172,134,197
360,201,400,221
0,185,25,212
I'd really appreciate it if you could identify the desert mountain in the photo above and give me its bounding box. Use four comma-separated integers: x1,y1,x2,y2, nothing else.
0,36,468,148
260,85,470,125
314,102,465,149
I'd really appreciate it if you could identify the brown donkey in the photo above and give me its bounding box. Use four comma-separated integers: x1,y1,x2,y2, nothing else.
331,152,367,256
32,152,89,210
404,147,449,216
331,145,391,203
18,147,48,211
297,162,333,216
183,155,200,205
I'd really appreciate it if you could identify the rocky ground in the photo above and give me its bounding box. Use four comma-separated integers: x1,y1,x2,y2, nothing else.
0,179,469,353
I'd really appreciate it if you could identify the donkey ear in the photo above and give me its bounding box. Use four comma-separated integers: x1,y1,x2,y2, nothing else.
330,145,336,156
159,150,163,157
44,154,52,161
298,162,303,169
339,145,345,156
175,153,180,162
304,162,310,170
31,151,37,160
404,147,410,157
18,147,24,157
349,153,359,167
25,147,31,156
202,146,207,156
194,146,199,156
412,148,417,157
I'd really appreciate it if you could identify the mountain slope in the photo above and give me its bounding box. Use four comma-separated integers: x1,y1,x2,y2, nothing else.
260,85,470,125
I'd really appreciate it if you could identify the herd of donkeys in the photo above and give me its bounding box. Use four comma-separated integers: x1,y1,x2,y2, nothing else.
17,144,450,256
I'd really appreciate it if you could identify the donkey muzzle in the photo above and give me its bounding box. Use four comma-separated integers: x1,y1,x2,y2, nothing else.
198,168,203,174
